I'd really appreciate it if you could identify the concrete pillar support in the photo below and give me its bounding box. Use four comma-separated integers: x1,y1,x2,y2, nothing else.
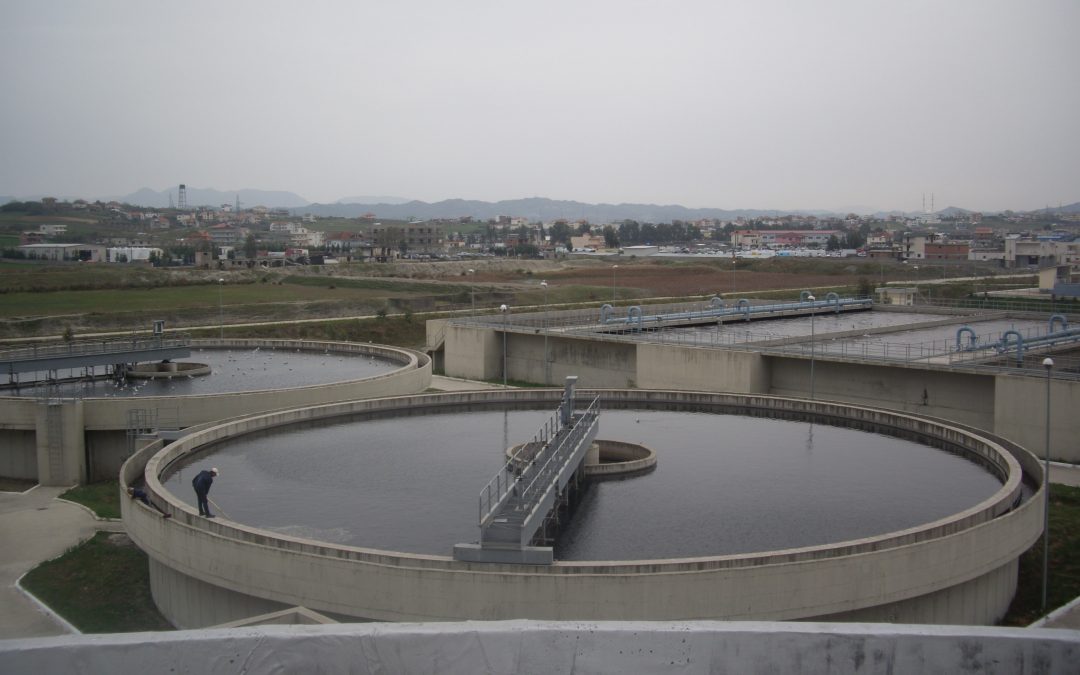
35,400,85,486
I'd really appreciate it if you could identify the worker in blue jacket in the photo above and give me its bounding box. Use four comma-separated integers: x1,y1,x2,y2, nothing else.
192,467,219,517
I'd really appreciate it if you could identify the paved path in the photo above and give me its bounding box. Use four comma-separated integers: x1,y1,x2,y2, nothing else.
428,375,512,392
0,486,106,639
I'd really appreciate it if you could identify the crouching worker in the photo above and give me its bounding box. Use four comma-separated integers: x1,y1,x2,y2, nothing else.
192,467,219,518
126,486,171,518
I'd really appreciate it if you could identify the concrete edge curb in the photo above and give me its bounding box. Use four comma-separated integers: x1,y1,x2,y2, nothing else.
1029,594,1080,628
55,497,121,525
14,570,82,635
0,483,41,496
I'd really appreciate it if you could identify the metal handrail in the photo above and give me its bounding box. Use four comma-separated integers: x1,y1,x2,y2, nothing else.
477,394,600,528
0,335,191,363
518,396,600,524
518,396,599,503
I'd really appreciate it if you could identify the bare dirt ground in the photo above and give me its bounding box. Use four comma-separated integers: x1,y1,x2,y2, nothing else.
346,257,879,297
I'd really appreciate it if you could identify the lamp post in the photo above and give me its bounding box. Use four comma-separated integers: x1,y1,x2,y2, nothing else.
612,265,618,302
807,294,816,400
1042,356,1054,610
218,278,225,340
500,304,509,388
468,269,475,314
541,281,549,385
732,255,737,293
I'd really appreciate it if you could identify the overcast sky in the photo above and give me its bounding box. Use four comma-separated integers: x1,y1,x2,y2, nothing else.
2,1,1077,212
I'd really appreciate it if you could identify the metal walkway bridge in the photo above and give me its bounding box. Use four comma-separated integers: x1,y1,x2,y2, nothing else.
598,292,871,330
454,377,600,564
1,336,191,379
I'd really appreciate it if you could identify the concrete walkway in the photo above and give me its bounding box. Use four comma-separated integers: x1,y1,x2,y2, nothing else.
428,375,512,391
0,486,111,639
2,464,1079,639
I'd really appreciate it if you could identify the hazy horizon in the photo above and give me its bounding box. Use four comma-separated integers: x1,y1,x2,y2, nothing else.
2,1,1077,213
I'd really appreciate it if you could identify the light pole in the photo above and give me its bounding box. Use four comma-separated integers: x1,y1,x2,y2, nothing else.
500,304,509,388
218,278,225,340
468,269,475,314
612,265,618,302
1042,356,1054,610
732,255,737,294
807,294,816,399
541,280,549,384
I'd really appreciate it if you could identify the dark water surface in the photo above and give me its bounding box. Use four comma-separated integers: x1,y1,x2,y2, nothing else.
163,408,1002,561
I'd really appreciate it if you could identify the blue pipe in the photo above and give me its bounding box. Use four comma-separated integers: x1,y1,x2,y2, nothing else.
1049,314,1068,332
956,326,978,351
628,306,643,331
710,296,724,308
999,330,1025,365
599,304,613,323
826,292,840,314
737,299,751,321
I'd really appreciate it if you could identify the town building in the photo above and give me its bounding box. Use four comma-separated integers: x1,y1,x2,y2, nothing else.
16,243,105,262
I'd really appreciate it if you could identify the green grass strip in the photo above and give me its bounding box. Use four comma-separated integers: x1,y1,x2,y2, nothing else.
21,531,173,633
1002,483,1080,625
60,480,121,519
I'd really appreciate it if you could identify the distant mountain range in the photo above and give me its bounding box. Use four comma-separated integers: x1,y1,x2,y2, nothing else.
3,190,1078,221
336,195,412,205
293,197,841,223
1037,202,1080,214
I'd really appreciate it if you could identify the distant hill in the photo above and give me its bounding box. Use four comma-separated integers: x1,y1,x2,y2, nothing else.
292,197,830,223
337,195,412,205
117,187,310,209
937,206,973,217
0,196,14,205
1035,202,1080,215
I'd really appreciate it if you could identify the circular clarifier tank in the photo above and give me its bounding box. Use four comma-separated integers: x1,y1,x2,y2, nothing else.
4,345,402,398
162,403,1005,561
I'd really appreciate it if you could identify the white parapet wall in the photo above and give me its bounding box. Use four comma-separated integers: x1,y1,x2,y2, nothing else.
2,621,1078,674
123,390,1044,629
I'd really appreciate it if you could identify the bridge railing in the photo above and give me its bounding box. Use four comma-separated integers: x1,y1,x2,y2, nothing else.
0,335,191,363
477,394,601,529
518,395,600,507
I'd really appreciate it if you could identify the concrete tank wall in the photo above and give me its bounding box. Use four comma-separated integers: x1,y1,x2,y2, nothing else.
0,429,36,480
636,344,769,393
123,390,1042,629
438,324,1080,461
81,340,430,431
994,371,1080,464
85,430,130,483
767,358,997,431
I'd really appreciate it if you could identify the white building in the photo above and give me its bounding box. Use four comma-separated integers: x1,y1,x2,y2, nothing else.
107,247,164,263
17,243,105,262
